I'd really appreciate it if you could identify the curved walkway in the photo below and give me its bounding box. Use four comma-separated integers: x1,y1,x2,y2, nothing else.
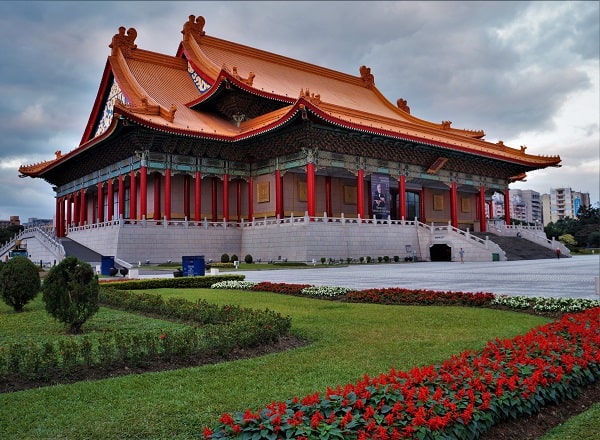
237,255,600,300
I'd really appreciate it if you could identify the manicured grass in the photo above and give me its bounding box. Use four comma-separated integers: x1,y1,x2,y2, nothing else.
0,288,550,439
0,298,192,344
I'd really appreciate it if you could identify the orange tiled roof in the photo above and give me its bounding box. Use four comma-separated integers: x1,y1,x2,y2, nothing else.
19,16,561,177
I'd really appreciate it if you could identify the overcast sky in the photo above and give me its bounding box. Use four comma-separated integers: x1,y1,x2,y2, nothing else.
0,1,598,222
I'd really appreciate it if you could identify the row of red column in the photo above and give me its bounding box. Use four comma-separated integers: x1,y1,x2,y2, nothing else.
54,169,246,237
54,166,496,237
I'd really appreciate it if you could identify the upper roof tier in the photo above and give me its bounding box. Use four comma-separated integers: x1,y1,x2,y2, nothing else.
20,14,561,179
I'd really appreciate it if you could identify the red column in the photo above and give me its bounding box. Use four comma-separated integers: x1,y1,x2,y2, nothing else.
275,169,282,218
66,195,72,231
248,176,254,221
222,173,229,222
164,168,171,221
73,191,80,226
450,182,458,228
55,198,62,237
118,174,125,219
357,169,364,220
306,162,315,218
79,189,86,226
139,166,147,220
479,186,487,233
183,174,191,220
504,189,511,225
129,171,137,220
236,180,242,222
420,188,426,223
97,182,104,223
194,171,201,222
488,201,493,222
107,178,114,222
60,198,66,237
211,177,218,222
325,176,332,216
399,175,406,220
153,173,161,220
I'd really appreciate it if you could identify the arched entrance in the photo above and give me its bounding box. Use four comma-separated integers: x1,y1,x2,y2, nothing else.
430,244,451,261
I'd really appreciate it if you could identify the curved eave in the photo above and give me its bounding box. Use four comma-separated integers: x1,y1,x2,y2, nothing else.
303,104,561,169
114,100,305,143
20,119,122,179
186,70,295,109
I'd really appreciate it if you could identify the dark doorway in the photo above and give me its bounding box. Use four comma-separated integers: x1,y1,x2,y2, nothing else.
430,244,451,261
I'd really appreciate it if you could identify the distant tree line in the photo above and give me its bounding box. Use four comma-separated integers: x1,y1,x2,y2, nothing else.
544,204,600,249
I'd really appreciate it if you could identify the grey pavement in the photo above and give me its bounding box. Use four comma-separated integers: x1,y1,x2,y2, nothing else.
235,255,600,300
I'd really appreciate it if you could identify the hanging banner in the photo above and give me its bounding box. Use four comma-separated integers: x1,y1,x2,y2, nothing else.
371,174,390,219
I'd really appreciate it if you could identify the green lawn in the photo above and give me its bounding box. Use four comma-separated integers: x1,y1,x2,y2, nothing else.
0,288,588,439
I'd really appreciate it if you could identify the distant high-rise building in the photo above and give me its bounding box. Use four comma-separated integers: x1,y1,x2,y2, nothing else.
510,189,542,224
491,190,542,225
542,188,591,225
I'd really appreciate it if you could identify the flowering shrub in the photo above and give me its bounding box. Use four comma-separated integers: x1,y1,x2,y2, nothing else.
211,281,258,290
300,286,352,297
203,307,600,439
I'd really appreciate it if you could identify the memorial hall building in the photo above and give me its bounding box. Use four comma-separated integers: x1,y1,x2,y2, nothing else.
16,15,563,265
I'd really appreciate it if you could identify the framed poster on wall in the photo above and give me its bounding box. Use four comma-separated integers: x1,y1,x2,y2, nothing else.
257,182,270,203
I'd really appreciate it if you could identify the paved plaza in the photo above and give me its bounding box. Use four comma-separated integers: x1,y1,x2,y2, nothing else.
236,255,600,300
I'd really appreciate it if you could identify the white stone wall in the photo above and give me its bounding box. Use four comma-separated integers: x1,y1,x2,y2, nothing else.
240,221,423,262
69,223,242,264
20,219,503,265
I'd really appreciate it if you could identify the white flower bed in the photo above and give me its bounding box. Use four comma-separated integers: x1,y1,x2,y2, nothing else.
491,295,531,309
300,286,352,297
210,280,258,290
532,297,600,313
492,295,600,313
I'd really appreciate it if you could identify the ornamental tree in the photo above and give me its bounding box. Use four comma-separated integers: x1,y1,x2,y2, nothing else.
0,256,41,312
41,256,99,334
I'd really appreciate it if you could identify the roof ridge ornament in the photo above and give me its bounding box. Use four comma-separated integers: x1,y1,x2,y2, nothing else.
396,98,410,114
109,26,138,57
359,65,375,88
231,66,255,86
182,15,206,42
299,88,321,106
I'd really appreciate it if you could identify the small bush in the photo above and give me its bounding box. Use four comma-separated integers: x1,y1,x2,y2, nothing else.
366,256,372,263
0,256,41,312
220,253,230,263
230,254,238,262
244,254,253,264
383,256,390,263
393,255,400,262
41,256,99,334
320,257,326,264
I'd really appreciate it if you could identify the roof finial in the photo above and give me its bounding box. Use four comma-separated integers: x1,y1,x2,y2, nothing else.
109,26,137,56
359,65,375,88
397,98,410,114
182,15,206,42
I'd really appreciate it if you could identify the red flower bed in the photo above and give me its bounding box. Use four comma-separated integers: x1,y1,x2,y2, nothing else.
203,307,600,439
347,287,495,307
251,282,312,296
